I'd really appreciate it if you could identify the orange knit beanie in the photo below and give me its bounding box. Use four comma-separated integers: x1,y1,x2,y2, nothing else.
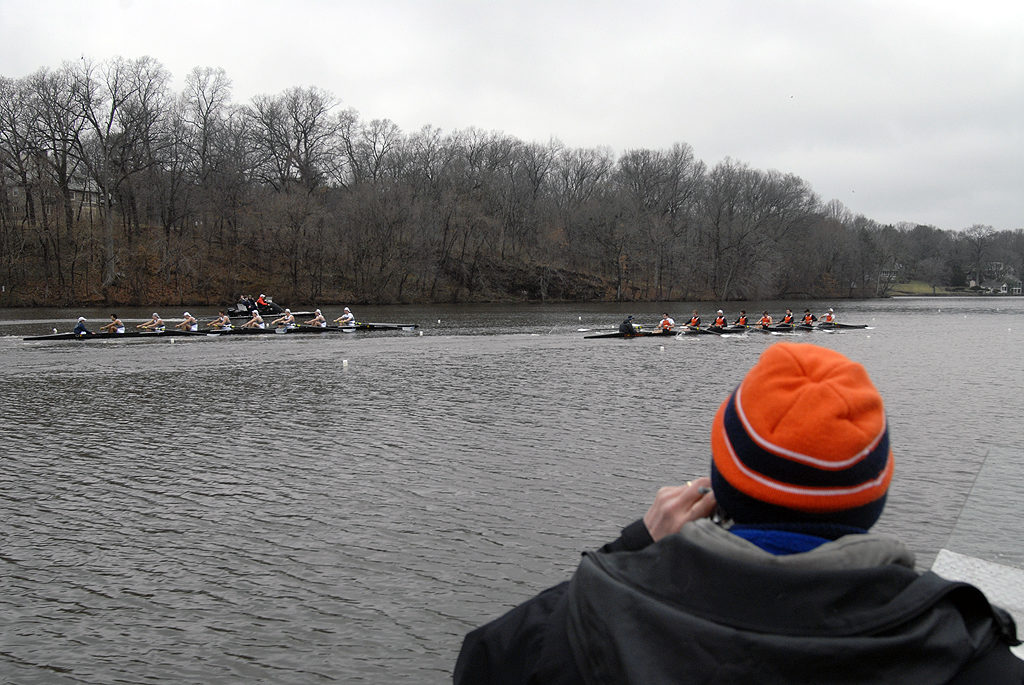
710,343,893,529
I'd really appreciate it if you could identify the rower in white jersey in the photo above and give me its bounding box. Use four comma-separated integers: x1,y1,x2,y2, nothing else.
305,309,327,328
100,313,125,334
175,312,199,331
333,307,355,327
137,312,165,331
206,310,233,330
242,310,266,329
272,309,296,328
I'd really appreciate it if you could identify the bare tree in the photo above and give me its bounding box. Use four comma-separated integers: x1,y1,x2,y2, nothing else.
248,86,341,193
70,56,172,288
961,223,994,285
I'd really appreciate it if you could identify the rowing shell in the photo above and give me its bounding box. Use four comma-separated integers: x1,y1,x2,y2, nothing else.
816,322,868,329
583,329,676,339
209,322,418,335
23,330,210,341
352,322,418,331
208,325,353,335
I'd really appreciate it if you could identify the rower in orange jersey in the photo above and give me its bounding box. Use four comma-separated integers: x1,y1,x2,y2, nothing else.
780,309,795,325
801,309,817,325
710,310,728,329
733,310,748,326
759,311,773,329
684,310,701,329
658,313,676,332
822,307,836,323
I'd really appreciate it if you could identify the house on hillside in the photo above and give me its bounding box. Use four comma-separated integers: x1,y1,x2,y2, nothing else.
979,278,1022,295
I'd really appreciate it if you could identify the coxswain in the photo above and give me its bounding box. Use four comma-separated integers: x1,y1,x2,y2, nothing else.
822,307,836,323
272,308,296,329
711,310,728,329
73,316,90,336
242,310,266,329
658,313,675,332
759,311,773,329
333,307,355,327
175,312,199,331
733,310,748,326
207,310,233,329
304,309,327,328
780,308,795,325
801,309,817,325
138,312,165,331
684,309,701,329
618,315,636,336
100,314,125,334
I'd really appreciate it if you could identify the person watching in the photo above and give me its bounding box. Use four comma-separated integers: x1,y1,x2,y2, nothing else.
455,342,1024,684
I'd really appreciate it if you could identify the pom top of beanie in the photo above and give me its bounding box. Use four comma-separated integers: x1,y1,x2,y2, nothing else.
737,343,885,466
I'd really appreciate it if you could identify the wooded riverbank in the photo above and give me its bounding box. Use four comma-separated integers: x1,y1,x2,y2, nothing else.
3,58,1021,308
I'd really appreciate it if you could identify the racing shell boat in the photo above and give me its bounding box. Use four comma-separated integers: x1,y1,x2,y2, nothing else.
207,324,353,336
23,330,209,341
816,321,869,330
207,322,418,336
584,327,676,339
675,325,749,336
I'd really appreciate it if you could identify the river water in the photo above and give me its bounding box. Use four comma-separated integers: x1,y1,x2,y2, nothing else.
1,298,1022,683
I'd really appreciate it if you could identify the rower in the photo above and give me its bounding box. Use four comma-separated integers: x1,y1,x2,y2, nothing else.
780,308,795,325
175,312,199,331
334,307,355,327
138,312,165,331
272,308,296,329
257,293,269,307
733,310,748,326
801,309,817,325
711,310,728,329
305,309,327,328
823,307,836,323
73,316,90,336
658,313,675,332
684,309,701,329
100,314,125,334
618,315,636,335
759,311,773,328
207,310,233,329
242,310,266,329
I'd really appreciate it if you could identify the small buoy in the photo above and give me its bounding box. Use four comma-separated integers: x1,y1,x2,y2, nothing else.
578,316,582,321
418,330,423,336
342,359,349,368
437,319,441,324
658,345,665,352
52,328,58,334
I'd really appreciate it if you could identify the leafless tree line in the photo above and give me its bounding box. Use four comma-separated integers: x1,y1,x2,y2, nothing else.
1,57,1020,306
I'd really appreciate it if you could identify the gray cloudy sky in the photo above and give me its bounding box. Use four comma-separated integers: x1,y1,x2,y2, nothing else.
2,0,1021,231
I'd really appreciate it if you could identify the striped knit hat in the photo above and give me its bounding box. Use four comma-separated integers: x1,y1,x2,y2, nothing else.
710,343,893,530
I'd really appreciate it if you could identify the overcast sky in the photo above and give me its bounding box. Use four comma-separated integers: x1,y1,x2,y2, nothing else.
2,0,1021,231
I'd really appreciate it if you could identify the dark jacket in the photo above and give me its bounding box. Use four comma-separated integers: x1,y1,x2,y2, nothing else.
455,520,1023,684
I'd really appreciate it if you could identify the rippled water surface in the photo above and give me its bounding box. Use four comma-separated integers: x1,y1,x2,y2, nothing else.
2,299,1023,683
